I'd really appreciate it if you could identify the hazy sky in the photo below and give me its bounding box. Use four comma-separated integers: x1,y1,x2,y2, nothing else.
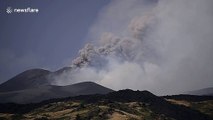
48,0,213,95
0,0,213,95
0,0,110,83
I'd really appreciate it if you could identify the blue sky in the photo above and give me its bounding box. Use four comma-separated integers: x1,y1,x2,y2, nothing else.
0,0,110,83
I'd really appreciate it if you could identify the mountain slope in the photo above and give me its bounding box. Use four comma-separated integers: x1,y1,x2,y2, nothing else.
0,69,51,92
187,87,213,96
0,90,211,120
0,82,114,103
0,67,76,93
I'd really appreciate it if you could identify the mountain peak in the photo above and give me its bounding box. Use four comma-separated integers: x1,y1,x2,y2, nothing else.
0,69,51,92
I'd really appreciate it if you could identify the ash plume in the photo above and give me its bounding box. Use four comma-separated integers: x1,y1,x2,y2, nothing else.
51,0,213,95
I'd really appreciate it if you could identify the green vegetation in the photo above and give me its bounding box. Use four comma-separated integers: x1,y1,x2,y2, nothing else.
0,117,7,120
167,99,213,119
11,114,26,120
0,90,212,120
0,100,174,120
191,100,213,118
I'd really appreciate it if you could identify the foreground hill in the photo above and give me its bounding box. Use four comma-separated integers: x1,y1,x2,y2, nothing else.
0,90,212,120
164,95,213,118
0,82,114,104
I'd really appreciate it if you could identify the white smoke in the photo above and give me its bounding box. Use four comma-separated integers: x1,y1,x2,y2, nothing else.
52,0,213,95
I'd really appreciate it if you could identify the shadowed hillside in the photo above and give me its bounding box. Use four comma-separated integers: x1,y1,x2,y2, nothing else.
0,69,51,92
0,81,114,103
0,90,212,120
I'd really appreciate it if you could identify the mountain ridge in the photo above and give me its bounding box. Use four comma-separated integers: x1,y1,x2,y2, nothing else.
0,81,114,104
186,87,213,96
0,89,211,120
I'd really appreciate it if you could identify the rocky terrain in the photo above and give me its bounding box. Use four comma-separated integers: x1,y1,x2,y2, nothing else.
0,90,212,120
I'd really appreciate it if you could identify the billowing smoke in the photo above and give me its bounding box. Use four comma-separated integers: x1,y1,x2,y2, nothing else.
51,0,213,95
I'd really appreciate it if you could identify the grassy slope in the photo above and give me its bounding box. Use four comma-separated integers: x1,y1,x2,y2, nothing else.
0,100,174,120
0,90,212,120
166,99,213,118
